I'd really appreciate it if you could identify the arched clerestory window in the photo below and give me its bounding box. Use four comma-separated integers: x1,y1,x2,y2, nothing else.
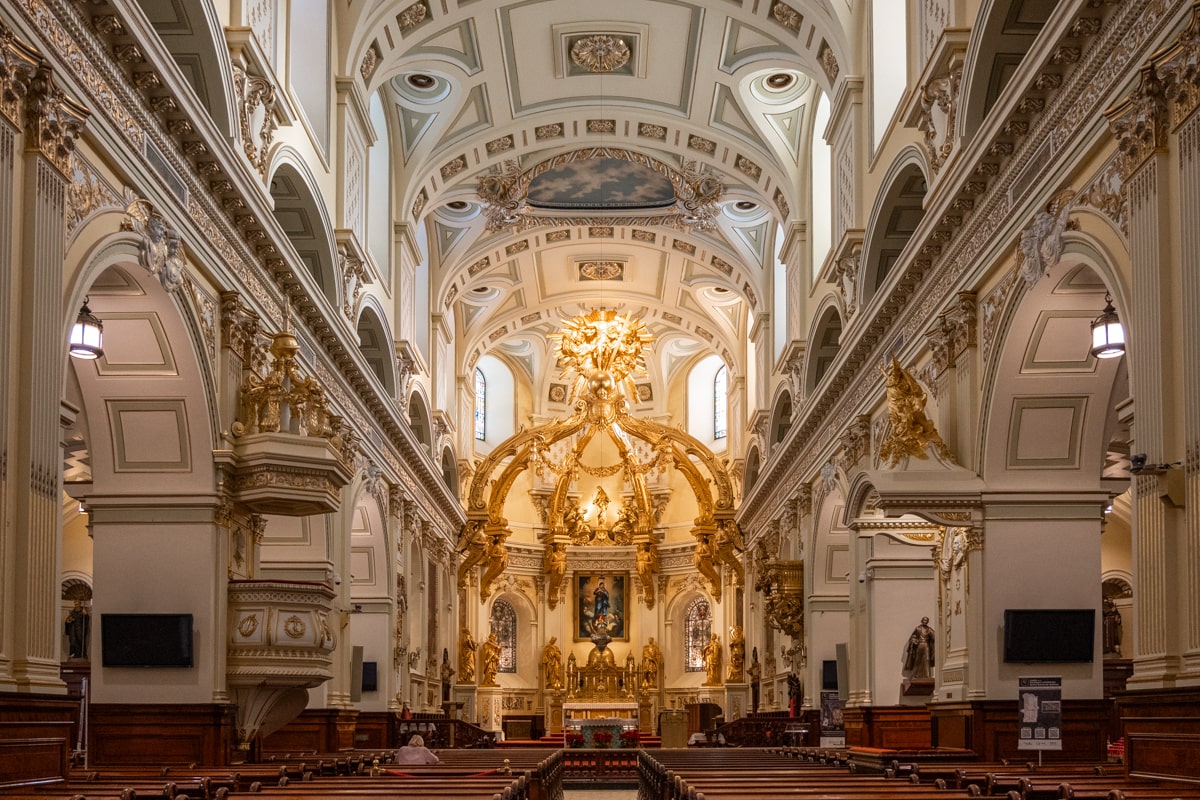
684,597,711,672
714,365,728,440
474,367,486,441
490,598,517,673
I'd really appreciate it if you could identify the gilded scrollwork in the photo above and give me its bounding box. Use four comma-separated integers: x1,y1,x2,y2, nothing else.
635,541,660,609
234,323,337,445
570,35,631,74
877,357,954,466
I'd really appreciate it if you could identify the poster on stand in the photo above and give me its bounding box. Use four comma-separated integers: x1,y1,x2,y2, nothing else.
1018,676,1062,751
819,690,845,748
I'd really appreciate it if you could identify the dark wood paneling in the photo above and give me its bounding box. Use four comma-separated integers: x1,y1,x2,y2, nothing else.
353,712,393,750
0,693,78,786
89,704,236,766
843,706,932,750
0,724,71,787
930,700,1108,762
1117,689,1200,783
261,708,360,755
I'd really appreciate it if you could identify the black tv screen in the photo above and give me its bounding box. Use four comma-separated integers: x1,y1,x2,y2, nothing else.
1003,609,1095,663
101,613,194,668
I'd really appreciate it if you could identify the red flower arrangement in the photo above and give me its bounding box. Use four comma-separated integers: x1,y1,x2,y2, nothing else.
619,729,641,747
592,730,614,746
564,732,585,748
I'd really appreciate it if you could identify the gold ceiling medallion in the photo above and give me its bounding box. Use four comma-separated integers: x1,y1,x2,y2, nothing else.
570,35,631,73
476,148,724,233
460,309,740,602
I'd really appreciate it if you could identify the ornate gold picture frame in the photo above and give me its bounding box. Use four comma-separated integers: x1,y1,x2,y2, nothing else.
575,572,629,641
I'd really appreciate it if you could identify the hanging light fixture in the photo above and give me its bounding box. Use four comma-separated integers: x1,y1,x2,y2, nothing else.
1089,291,1125,359
69,296,104,360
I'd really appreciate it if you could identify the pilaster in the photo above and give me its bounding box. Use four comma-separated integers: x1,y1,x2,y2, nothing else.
1160,13,1200,681
0,23,38,691
10,63,86,692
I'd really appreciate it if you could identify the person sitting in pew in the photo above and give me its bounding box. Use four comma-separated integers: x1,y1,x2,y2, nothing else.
395,734,440,765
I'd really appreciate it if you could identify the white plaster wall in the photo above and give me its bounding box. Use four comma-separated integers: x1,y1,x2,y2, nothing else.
864,536,936,706
90,522,218,704
350,611,391,711
984,513,1103,699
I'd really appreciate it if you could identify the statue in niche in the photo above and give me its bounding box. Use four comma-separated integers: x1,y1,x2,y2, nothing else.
65,600,90,660
479,632,502,686
640,637,664,688
727,625,746,683
440,647,455,702
702,633,722,686
1103,598,1123,655
748,647,762,713
787,672,803,716
458,627,477,683
592,486,611,528
541,636,564,689
902,618,936,681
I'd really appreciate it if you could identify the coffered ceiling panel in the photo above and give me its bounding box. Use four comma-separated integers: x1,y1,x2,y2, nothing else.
498,0,704,115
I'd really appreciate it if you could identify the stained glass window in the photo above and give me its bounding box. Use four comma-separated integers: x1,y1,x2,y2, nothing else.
474,367,486,441
684,597,711,672
491,598,517,673
714,364,728,440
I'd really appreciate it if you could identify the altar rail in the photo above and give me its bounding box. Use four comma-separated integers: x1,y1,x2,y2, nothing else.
561,747,639,781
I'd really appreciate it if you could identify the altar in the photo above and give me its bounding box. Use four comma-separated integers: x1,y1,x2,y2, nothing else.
563,701,639,725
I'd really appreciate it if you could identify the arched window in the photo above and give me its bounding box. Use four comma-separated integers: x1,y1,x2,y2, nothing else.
474,367,486,441
870,0,908,152
684,597,711,672
490,599,517,673
687,354,727,449
714,365,728,440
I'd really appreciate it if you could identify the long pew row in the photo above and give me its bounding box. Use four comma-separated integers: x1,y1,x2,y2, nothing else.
0,749,564,800
638,748,1200,800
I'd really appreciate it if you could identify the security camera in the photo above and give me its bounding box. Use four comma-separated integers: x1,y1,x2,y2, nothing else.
857,571,867,583
1130,454,1147,472
333,575,342,586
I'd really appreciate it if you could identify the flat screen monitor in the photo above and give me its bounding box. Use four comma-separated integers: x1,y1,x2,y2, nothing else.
1003,609,1095,663
101,613,194,668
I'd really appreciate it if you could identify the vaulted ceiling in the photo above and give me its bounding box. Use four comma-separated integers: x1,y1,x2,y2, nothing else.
347,0,853,392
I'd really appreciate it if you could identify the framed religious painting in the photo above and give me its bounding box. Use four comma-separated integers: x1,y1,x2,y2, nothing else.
575,572,629,641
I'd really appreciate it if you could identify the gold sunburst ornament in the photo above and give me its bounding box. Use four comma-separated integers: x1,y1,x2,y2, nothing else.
552,308,653,402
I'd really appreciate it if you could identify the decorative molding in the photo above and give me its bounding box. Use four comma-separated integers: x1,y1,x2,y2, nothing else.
477,148,723,233
1106,64,1168,178
569,35,630,74
67,151,122,237
26,62,88,177
0,22,41,127
122,196,187,293
232,64,276,176
917,58,963,173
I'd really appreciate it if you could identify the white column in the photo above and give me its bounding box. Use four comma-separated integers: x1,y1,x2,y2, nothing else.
9,69,85,692
1175,110,1200,681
